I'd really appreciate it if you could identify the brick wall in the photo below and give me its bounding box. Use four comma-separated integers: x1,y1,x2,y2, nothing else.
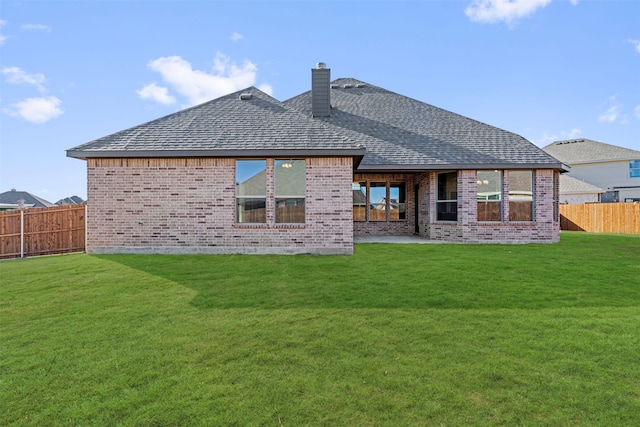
427,169,560,243
86,157,354,255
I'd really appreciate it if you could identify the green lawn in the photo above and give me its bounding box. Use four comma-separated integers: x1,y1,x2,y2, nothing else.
1,232,639,426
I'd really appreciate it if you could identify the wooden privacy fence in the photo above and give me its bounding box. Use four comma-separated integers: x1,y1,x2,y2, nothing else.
0,205,86,259
560,202,640,234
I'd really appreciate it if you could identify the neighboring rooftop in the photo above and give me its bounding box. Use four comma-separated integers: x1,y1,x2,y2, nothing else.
56,196,85,205
543,139,640,164
559,175,605,194
0,189,55,208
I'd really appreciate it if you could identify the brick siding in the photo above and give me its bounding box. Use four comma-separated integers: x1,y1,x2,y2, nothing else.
86,157,354,255
426,169,560,243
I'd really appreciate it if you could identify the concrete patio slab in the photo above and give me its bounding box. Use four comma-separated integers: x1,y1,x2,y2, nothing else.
354,235,451,244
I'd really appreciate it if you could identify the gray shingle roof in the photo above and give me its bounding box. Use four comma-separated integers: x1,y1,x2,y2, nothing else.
68,77,565,171
0,189,55,208
67,87,364,159
543,139,640,164
284,78,563,170
559,175,604,194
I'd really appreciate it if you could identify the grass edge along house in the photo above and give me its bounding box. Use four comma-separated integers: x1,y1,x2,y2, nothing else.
67,63,566,255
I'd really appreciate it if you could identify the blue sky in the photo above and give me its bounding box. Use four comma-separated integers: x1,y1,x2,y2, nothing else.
1,0,639,202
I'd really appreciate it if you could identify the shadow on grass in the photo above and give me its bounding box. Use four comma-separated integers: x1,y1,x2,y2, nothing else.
97,234,640,311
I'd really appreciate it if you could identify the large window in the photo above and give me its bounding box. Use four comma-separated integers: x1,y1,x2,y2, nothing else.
236,160,266,223
630,160,640,178
477,170,502,222
353,182,367,221
275,160,305,223
357,181,407,221
509,170,533,221
437,172,457,221
236,159,306,224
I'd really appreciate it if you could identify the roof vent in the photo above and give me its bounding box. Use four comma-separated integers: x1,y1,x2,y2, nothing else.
316,62,327,69
239,93,253,100
356,83,365,88
342,84,353,89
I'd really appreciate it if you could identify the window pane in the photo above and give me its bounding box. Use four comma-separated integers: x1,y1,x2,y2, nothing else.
236,160,266,196
275,160,306,196
353,182,367,221
369,182,386,220
438,172,457,201
275,198,305,223
237,198,266,223
630,160,640,178
437,202,458,221
509,170,533,221
390,182,406,220
477,171,501,221
274,160,305,223
437,173,458,221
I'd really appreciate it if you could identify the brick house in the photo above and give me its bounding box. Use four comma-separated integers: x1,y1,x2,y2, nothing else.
67,64,566,255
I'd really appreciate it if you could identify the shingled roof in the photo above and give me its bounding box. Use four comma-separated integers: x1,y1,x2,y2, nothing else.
284,78,564,170
543,139,640,164
0,189,55,208
67,87,364,160
559,175,604,194
68,75,565,171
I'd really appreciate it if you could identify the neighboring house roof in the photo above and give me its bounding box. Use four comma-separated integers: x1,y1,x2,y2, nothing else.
543,139,640,164
56,196,85,205
284,78,564,170
0,189,55,208
559,175,605,194
67,88,365,160
68,75,565,171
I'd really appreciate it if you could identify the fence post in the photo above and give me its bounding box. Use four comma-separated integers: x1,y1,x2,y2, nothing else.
20,210,24,258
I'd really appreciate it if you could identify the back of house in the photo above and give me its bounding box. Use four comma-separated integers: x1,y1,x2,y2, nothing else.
67,64,565,255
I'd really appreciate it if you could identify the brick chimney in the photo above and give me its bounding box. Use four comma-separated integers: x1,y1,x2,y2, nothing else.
311,62,330,117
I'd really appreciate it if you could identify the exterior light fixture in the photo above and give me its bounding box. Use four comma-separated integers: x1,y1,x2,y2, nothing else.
281,161,293,168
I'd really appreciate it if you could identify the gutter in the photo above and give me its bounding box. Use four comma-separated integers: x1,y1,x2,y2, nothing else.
66,147,366,161
356,162,569,172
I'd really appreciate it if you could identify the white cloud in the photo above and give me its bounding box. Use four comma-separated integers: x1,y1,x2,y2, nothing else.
141,52,265,106
2,66,47,92
136,82,176,105
4,96,63,123
258,83,273,96
537,128,582,145
231,32,243,41
0,19,8,45
598,95,620,123
21,24,51,32
628,39,640,54
465,0,553,25
569,0,578,5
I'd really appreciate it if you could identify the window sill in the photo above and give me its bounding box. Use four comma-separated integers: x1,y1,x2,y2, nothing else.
234,224,306,229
